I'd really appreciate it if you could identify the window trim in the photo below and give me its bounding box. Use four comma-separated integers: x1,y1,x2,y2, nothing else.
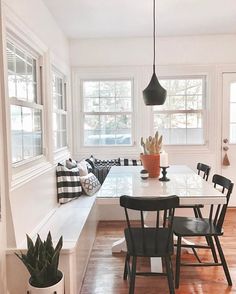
81,78,134,147
152,75,207,146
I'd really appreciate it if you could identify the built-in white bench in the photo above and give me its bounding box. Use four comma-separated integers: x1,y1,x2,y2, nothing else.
7,195,98,294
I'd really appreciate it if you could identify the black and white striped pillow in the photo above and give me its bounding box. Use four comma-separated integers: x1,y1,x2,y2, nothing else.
119,158,142,166
56,164,82,204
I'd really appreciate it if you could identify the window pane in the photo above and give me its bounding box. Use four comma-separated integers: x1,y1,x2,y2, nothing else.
116,98,132,112
33,131,42,156
100,115,116,130
116,81,132,97
84,98,99,112
100,98,116,112
22,107,33,132
186,79,203,95
169,96,185,110
230,124,236,143
100,81,115,97
170,129,186,144
61,131,67,147
84,115,100,130
11,105,23,163
171,113,186,128
116,114,131,129
187,95,202,110
116,130,131,145
230,83,236,102
230,103,236,123
187,113,202,128
84,130,102,145
83,81,99,98
187,129,204,145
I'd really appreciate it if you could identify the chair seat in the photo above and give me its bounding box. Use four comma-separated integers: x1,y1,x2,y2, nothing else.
125,227,173,257
173,216,223,237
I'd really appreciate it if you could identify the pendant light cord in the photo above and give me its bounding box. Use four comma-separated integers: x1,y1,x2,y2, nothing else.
153,0,156,73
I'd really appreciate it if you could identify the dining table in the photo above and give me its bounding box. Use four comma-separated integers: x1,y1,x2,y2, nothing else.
95,165,226,271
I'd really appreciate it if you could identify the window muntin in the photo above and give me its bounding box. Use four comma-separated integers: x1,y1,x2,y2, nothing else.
82,80,133,146
7,41,43,164
52,70,67,150
153,77,206,145
230,82,236,143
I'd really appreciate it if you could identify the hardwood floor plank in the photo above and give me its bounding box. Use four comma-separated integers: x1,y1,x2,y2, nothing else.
80,209,236,293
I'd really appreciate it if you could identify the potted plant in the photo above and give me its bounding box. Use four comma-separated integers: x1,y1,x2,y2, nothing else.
140,131,162,178
15,232,64,294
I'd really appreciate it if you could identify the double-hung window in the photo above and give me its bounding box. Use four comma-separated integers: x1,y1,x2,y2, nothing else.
7,40,43,164
52,69,67,150
153,76,206,145
82,80,133,146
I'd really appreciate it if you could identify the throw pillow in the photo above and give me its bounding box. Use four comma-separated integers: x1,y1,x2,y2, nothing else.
77,159,89,176
56,164,82,204
80,173,101,196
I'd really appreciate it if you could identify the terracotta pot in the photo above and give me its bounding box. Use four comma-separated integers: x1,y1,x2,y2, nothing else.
140,154,160,178
27,271,64,294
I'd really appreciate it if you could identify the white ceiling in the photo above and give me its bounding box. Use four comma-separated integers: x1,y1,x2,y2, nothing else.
42,0,236,39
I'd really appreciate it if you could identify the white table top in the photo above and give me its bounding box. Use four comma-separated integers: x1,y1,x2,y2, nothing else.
96,165,226,205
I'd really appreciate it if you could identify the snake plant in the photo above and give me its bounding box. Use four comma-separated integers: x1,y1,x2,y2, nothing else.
15,232,63,288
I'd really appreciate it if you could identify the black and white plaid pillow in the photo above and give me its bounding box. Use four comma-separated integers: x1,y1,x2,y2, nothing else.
118,158,142,166
56,164,82,204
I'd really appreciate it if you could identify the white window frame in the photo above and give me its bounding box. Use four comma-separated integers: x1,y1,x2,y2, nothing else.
7,36,44,166
152,75,207,146
52,67,68,151
81,78,134,147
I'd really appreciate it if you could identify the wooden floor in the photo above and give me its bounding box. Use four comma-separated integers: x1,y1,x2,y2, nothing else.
80,208,236,294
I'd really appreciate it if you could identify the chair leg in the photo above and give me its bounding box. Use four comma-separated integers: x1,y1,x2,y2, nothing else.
175,236,182,289
123,253,130,280
165,256,175,294
206,236,218,263
214,236,232,286
129,256,137,294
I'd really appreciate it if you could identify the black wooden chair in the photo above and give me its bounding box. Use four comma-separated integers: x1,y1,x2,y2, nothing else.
178,162,211,218
173,174,234,289
120,195,179,294
196,162,211,181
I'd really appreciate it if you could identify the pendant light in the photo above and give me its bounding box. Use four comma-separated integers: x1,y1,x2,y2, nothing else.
143,0,166,105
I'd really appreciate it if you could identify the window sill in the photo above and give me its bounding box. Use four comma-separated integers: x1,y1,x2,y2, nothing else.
53,147,70,164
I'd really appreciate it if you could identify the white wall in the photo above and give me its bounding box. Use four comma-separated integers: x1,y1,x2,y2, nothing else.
70,34,236,179
70,35,236,67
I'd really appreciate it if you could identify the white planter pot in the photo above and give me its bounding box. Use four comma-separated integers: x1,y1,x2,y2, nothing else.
27,271,64,294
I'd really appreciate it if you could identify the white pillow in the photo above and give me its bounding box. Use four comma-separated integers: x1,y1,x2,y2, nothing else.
77,160,89,176
80,173,101,196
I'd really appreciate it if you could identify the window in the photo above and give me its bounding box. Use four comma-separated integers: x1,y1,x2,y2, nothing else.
153,76,206,145
82,80,133,146
229,82,236,143
52,69,67,150
7,41,43,163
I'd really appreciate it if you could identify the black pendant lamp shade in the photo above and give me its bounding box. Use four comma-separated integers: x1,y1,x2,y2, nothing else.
143,72,166,105
143,0,166,106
